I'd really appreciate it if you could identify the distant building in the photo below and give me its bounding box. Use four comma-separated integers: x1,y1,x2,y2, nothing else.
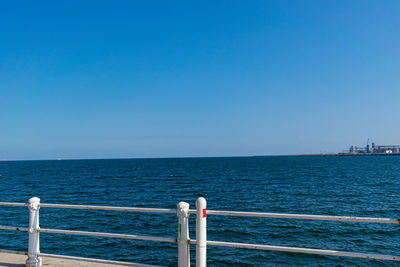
339,141,400,155
370,143,400,154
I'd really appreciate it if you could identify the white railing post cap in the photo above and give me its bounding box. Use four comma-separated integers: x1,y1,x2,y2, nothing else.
177,202,190,217
196,197,206,207
28,197,40,210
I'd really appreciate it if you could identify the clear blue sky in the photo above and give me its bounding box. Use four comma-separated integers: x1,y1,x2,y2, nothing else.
1,1,399,160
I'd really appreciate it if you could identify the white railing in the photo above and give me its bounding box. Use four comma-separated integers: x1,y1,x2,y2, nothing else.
1,197,400,267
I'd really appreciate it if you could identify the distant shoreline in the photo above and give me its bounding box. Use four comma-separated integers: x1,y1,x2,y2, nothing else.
3,153,400,162
297,153,400,157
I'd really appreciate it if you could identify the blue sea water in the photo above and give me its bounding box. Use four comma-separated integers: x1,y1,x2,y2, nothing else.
0,156,400,266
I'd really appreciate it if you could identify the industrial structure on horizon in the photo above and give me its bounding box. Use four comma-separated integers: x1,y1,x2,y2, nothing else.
339,139,400,155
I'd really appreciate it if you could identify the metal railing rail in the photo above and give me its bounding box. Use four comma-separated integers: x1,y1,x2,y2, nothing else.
40,203,177,214
0,202,27,207
0,226,28,231
203,240,400,261
1,197,400,266
203,210,400,224
39,228,177,243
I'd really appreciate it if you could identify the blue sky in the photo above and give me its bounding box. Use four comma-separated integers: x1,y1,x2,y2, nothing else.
1,1,399,160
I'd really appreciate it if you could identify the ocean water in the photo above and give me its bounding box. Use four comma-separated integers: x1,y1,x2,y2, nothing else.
0,156,400,266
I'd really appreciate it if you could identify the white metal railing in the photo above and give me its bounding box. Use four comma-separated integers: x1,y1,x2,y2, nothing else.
1,197,400,267
0,197,179,267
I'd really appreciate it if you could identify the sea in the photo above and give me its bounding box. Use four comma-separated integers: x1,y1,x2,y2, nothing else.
0,156,399,266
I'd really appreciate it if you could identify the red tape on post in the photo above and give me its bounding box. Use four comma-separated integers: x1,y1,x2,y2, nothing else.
202,208,206,218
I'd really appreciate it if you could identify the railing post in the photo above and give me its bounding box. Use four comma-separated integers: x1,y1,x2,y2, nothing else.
26,197,42,267
177,201,190,267
196,197,207,267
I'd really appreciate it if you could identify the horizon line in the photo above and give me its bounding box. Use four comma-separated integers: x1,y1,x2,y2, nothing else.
0,154,310,162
